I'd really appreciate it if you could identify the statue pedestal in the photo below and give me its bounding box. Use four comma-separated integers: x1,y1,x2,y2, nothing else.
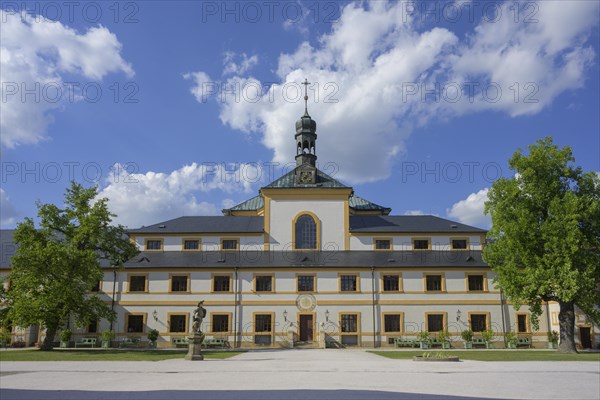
185,332,205,361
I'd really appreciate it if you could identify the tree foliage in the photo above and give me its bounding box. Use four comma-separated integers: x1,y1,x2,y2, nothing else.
2,182,138,350
484,137,600,352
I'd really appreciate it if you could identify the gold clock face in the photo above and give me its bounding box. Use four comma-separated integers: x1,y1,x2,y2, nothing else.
296,294,317,311
299,171,312,183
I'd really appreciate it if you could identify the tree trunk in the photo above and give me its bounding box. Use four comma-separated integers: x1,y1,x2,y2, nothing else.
40,325,57,351
558,301,577,353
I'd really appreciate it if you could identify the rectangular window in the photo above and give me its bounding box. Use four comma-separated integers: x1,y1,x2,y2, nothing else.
375,239,392,250
340,314,358,333
171,275,188,292
468,275,484,291
146,240,162,251
255,276,273,292
297,275,315,292
183,239,199,250
470,314,487,332
212,315,229,333
255,314,272,332
91,280,101,292
127,315,144,333
517,314,528,333
382,275,400,292
222,239,238,250
427,314,444,332
87,319,98,333
340,275,358,292
384,314,401,333
129,275,146,292
213,275,231,292
451,239,468,250
425,275,442,291
169,315,187,333
413,239,430,250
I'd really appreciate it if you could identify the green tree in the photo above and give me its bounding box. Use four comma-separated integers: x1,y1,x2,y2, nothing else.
484,137,600,353
3,182,137,350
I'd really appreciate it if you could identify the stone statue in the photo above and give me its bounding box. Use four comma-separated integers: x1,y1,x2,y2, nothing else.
186,300,206,361
191,300,207,333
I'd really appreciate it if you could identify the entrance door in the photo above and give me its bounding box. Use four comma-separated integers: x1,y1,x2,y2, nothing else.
299,315,314,342
579,327,592,349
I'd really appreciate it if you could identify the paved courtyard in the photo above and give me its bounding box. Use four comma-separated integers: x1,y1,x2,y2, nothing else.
1,349,598,400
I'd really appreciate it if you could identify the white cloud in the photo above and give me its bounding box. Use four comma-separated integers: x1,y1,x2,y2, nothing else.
186,1,598,183
223,52,258,76
0,188,19,227
447,188,491,228
444,0,597,117
404,210,426,215
183,71,212,103
404,210,439,216
0,11,133,149
97,163,259,228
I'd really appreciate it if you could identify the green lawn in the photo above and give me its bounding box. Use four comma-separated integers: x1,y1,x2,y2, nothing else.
370,350,600,362
0,349,243,361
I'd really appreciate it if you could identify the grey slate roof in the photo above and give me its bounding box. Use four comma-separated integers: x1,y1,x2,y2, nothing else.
132,211,485,234
123,250,487,269
350,215,486,233
128,216,264,234
263,167,351,189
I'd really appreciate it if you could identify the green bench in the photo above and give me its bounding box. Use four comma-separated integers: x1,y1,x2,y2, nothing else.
517,337,531,348
429,337,451,349
472,337,487,347
202,338,228,348
75,337,97,348
120,336,142,348
172,337,189,348
394,337,418,348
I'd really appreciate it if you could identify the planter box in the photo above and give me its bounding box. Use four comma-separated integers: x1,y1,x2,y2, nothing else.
548,342,557,349
507,342,517,349
413,356,460,362
60,341,70,348
149,341,157,349
442,342,451,349
420,342,430,349
463,342,472,349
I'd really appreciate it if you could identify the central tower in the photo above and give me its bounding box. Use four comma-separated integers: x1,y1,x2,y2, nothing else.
295,79,318,185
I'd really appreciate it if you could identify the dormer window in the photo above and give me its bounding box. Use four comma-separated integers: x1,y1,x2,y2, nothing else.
145,239,162,251
451,238,468,250
412,238,430,250
221,239,239,251
183,239,200,251
374,239,392,251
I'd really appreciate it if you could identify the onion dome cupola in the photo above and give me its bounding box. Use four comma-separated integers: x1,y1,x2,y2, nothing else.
295,78,317,168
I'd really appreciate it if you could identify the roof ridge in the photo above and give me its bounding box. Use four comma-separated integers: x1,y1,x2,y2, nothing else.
262,166,351,189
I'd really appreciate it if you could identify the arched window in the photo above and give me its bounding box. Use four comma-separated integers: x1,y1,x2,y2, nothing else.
295,214,317,249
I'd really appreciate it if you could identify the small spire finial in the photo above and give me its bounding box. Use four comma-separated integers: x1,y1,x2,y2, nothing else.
302,78,310,115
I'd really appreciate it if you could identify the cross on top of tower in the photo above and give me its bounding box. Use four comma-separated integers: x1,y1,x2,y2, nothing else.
302,78,310,115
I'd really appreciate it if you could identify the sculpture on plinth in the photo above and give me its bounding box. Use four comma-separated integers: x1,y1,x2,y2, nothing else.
185,300,207,361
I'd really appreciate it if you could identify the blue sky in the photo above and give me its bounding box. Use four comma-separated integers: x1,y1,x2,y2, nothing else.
1,0,599,230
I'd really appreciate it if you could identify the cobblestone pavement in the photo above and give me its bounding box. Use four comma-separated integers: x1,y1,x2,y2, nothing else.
1,349,598,400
